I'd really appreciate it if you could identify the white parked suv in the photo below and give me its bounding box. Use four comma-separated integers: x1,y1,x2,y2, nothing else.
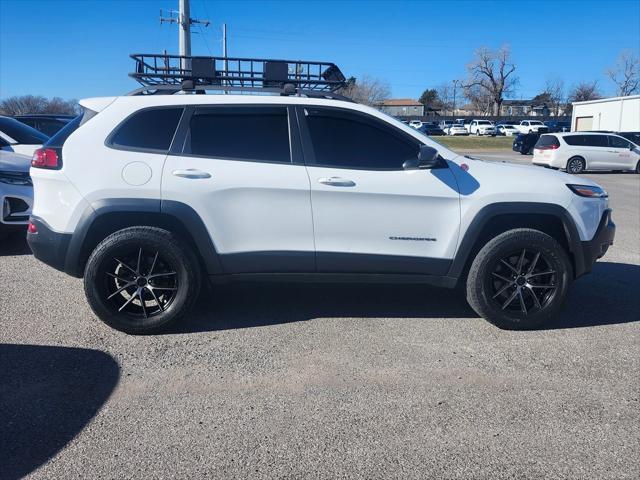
533,132,640,174
515,120,547,134
467,119,496,136
26,57,616,334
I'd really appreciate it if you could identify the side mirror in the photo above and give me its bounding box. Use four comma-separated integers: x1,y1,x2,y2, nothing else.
403,145,441,170
630,143,635,151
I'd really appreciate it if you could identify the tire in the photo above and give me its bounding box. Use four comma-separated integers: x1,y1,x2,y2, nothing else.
84,226,201,334
635,160,640,174
566,156,585,174
466,228,572,330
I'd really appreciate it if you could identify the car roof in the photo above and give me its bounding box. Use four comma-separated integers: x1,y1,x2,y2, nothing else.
551,131,615,136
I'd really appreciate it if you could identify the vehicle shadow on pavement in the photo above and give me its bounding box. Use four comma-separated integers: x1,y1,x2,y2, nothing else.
0,233,31,256
0,344,119,480
546,262,640,329
172,282,479,334
173,262,640,333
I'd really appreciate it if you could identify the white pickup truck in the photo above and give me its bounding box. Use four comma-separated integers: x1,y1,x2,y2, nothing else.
515,120,547,134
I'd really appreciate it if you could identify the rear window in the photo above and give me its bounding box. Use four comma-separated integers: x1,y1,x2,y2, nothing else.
186,106,290,163
535,135,560,149
0,117,49,144
44,115,81,148
109,108,183,152
563,134,607,147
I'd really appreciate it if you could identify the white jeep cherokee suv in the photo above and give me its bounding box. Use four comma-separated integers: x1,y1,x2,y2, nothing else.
26,60,615,334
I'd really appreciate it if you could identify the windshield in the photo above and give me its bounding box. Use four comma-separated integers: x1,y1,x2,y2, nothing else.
0,116,49,144
530,121,544,125
478,121,492,125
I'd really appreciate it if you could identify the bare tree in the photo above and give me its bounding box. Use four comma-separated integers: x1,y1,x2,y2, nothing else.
339,75,391,106
435,84,453,113
606,50,639,96
544,78,565,116
0,95,79,115
464,84,494,116
0,95,48,115
465,45,518,116
568,81,601,103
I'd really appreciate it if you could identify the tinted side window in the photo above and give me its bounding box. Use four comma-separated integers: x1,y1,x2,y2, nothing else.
585,135,608,147
305,108,419,170
563,135,587,146
608,135,631,148
187,107,290,163
0,117,49,144
110,108,183,152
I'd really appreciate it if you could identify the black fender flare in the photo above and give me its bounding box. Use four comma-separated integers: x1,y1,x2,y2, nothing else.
447,202,584,279
64,199,222,277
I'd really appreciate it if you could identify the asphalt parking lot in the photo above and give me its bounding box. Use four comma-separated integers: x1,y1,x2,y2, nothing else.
1,152,639,479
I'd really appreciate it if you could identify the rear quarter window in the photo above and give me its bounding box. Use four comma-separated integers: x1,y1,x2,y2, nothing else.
108,107,183,152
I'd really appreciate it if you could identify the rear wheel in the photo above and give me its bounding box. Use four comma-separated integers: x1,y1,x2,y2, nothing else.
84,226,201,334
466,229,571,330
566,156,585,174
636,160,640,174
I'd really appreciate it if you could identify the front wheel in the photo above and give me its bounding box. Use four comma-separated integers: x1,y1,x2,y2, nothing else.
466,229,572,330
84,226,201,334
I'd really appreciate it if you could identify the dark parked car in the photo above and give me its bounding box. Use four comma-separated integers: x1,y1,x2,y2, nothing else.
617,131,640,146
512,132,541,155
544,120,571,133
13,114,75,137
418,123,446,136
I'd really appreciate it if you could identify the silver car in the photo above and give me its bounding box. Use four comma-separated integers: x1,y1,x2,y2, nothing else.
0,150,32,239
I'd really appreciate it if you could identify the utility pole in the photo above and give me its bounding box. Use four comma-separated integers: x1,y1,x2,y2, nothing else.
222,23,228,82
452,79,462,116
160,0,210,71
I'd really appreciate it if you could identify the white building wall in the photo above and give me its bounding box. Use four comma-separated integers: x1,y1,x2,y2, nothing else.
572,95,640,132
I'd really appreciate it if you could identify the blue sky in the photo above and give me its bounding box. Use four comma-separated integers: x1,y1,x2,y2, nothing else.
1,0,638,101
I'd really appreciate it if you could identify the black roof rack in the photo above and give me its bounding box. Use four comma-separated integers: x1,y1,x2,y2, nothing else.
128,53,348,97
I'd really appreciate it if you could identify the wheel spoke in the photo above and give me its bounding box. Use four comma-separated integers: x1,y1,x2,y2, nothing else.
136,247,143,275
492,282,514,299
147,272,177,280
518,289,528,315
146,286,164,312
516,249,526,273
139,288,148,318
500,259,519,274
149,285,177,291
114,258,137,275
491,272,512,283
530,284,556,289
501,289,519,309
526,251,540,275
118,289,139,312
106,271,130,283
528,270,555,278
148,252,159,276
107,281,135,299
526,286,542,309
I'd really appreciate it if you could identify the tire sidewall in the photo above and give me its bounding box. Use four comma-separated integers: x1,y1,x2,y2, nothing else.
567,157,584,174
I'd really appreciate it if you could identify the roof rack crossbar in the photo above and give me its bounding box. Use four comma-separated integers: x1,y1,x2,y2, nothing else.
125,83,354,102
129,53,347,93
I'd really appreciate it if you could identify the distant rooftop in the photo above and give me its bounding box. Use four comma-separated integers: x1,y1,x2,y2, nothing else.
378,98,423,106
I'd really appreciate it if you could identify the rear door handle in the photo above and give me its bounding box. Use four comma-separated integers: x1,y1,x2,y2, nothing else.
318,177,356,187
172,169,211,179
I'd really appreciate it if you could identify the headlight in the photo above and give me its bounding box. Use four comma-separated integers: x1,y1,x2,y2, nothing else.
567,184,608,198
0,171,32,186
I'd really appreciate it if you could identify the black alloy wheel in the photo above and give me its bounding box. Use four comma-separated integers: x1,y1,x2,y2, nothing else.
488,248,558,316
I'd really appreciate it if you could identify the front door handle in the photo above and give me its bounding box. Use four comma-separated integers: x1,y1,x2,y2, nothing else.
318,177,356,187
172,169,211,179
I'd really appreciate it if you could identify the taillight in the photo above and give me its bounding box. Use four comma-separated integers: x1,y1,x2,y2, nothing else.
28,222,38,234
31,148,60,169
536,144,559,150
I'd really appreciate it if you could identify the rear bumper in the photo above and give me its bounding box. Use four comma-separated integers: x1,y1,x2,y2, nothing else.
26,216,72,273
577,209,615,277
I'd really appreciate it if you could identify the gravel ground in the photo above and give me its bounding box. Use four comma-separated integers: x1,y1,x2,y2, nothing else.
1,152,638,479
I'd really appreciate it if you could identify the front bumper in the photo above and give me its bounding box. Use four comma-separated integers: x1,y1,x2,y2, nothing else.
578,209,615,277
